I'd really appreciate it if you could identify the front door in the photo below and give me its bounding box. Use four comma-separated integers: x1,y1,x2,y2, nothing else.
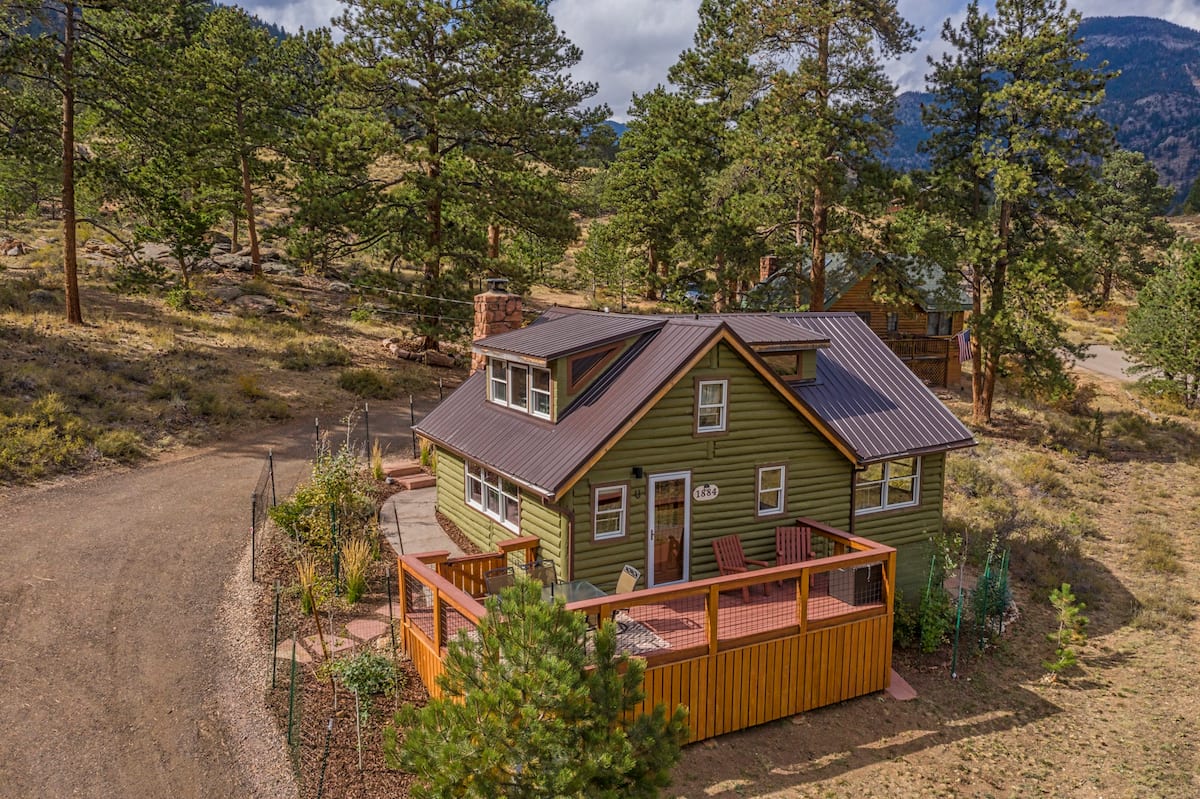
647,471,690,586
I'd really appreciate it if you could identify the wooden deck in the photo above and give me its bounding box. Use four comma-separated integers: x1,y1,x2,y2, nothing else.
397,518,895,743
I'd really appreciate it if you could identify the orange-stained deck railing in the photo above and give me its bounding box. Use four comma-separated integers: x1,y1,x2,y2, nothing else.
396,518,894,743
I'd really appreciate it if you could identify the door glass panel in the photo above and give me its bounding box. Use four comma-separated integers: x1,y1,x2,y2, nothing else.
652,477,686,584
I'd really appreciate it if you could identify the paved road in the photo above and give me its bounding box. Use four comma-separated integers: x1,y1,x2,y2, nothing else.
1075,344,1139,381
0,421,318,798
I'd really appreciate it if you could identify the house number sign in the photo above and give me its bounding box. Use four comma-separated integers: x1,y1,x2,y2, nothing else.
692,483,719,502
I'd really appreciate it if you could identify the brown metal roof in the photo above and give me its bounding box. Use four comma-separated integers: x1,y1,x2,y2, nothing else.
473,312,664,361
416,308,975,498
779,313,976,463
417,321,719,498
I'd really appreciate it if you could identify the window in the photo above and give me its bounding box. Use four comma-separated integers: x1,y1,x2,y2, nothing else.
508,363,528,410
927,312,952,336
855,311,872,326
530,367,551,418
465,461,520,531
757,465,786,516
488,358,508,404
592,484,627,540
855,457,920,514
487,358,553,420
886,312,899,333
696,379,728,433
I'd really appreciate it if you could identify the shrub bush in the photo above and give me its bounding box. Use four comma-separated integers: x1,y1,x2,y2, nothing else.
94,430,144,462
278,339,352,371
338,368,396,399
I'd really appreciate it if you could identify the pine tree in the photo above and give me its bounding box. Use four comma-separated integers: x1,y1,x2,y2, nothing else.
1123,244,1200,408
922,0,1114,422
387,579,689,798
0,1,202,323
333,0,607,348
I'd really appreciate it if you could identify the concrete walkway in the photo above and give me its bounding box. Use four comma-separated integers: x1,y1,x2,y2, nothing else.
380,486,462,559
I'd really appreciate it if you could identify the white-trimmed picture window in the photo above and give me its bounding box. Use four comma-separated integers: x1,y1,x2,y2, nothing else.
855,457,920,514
696,379,728,433
757,465,786,516
530,367,551,418
465,460,520,531
488,358,508,404
593,485,627,541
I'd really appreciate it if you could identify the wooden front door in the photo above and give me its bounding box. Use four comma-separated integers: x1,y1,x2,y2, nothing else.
647,471,690,586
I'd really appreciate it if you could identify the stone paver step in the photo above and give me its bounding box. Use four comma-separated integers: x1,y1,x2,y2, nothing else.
274,640,313,664
886,668,918,701
372,601,401,619
301,633,357,659
344,617,391,642
396,474,436,490
384,462,423,478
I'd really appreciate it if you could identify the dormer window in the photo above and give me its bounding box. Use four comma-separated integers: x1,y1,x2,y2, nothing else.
487,356,552,420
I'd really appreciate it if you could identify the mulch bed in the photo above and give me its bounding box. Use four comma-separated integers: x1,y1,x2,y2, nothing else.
256,522,429,799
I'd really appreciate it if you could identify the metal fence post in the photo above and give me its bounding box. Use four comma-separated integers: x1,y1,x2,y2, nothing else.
316,718,334,799
331,506,340,590
363,402,370,459
314,417,320,453
271,582,280,689
268,450,276,506
409,395,417,457
386,565,398,653
251,494,258,583
287,633,298,745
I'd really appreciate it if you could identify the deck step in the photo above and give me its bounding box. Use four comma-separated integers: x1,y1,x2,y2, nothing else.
385,462,424,478
396,474,437,490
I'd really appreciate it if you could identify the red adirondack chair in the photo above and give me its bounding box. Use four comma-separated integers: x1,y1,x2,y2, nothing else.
775,525,815,587
712,535,770,602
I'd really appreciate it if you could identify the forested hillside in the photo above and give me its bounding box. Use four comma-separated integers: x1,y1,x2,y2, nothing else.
885,16,1200,205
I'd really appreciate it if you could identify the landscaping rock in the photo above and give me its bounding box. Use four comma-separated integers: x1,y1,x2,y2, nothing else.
261,261,295,276
231,294,279,315
213,253,253,272
208,285,243,302
327,281,351,293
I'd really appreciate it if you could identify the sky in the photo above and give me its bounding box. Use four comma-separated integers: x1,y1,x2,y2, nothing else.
244,0,1200,121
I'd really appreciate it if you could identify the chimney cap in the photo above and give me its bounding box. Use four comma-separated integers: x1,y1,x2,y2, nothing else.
485,277,510,294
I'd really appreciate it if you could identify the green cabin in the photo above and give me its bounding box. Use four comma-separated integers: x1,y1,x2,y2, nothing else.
415,293,975,601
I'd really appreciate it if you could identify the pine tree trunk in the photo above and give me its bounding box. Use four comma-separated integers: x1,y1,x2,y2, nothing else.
487,223,500,260
644,242,658,300
810,186,827,312
236,103,262,278
61,1,82,324
231,212,239,251
978,200,1012,423
714,252,726,311
422,138,443,351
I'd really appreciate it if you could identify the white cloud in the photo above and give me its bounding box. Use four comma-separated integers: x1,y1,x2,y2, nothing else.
248,1,1200,115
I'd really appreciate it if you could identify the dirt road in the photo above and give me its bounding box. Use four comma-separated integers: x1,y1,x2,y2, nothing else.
0,421,318,798
1075,344,1138,381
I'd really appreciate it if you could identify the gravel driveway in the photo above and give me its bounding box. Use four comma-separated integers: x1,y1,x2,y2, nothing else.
0,419,319,798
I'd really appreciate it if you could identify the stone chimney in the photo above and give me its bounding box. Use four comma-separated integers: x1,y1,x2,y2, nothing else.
760,255,780,283
471,278,523,374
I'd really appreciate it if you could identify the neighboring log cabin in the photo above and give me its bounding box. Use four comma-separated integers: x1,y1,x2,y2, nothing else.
746,254,970,387
414,283,975,605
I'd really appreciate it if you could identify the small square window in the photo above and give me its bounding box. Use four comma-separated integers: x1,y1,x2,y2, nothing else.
886,312,899,333
593,485,627,540
855,457,921,515
696,379,728,433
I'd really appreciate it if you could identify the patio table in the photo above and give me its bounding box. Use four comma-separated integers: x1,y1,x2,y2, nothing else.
542,579,606,603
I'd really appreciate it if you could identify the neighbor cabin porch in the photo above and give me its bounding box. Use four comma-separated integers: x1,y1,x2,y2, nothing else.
396,518,895,743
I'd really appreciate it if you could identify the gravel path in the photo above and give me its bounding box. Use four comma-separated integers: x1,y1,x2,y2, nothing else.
0,419,320,798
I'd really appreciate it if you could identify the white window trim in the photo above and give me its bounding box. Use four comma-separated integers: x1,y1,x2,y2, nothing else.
592,484,627,541
855,457,921,515
696,379,728,433
464,460,520,532
756,464,786,517
487,357,553,421
488,358,508,406
530,366,552,419
507,362,529,410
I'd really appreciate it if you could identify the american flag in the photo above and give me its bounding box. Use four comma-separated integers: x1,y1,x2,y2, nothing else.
956,329,971,363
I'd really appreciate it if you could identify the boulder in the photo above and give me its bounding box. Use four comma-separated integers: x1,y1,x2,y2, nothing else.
137,242,172,263
232,294,280,315
261,261,296,276
212,253,253,272
208,285,243,302
328,281,351,293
